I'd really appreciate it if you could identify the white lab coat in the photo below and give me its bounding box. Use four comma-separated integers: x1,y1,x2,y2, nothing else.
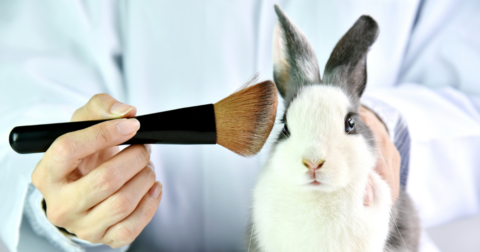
0,0,479,251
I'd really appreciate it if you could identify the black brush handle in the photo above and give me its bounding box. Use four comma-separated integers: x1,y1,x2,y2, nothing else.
9,104,216,154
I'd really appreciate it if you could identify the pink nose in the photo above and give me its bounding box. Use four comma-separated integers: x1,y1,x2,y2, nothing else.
302,158,325,171
302,159,325,171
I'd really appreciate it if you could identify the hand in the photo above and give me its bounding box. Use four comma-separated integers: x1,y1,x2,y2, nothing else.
31,94,162,248
359,106,401,206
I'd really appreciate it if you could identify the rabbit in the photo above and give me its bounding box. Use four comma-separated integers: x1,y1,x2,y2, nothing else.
247,5,420,252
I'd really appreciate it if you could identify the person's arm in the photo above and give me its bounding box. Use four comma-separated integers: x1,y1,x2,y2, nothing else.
361,1,480,251
0,1,152,251
370,0,480,231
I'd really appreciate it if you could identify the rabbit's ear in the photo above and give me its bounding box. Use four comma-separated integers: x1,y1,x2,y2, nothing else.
273,5,321,102
323,16,378,100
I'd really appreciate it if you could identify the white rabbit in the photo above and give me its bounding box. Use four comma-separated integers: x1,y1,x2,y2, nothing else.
248,5,420,252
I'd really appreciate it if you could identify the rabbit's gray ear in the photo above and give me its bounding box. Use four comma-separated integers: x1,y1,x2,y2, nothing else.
273,4,321,103
323,16,379,100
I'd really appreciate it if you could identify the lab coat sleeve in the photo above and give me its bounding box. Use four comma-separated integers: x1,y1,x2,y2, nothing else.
0,1,127,251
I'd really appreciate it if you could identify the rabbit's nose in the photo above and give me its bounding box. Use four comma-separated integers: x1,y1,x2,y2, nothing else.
302,159,325,171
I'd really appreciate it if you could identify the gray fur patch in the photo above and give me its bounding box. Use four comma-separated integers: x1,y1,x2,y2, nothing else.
323,16,379,103
385,190,421,252
349,111,376,150
273,5,321,106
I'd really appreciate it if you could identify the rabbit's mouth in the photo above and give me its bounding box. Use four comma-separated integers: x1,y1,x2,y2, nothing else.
305,174,323,186
303,179,326,191
303,173,330,189
307,171,322,185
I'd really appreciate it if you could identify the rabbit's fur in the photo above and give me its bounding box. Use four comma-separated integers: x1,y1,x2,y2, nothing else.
248,5,420,252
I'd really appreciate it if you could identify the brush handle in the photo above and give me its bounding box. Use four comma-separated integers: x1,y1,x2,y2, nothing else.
10,104,217,154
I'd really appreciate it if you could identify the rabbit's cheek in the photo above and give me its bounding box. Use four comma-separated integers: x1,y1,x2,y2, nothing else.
268,146,305,182
312,150,347,183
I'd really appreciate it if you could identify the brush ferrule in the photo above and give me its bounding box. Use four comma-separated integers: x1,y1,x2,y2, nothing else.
127,104,217,145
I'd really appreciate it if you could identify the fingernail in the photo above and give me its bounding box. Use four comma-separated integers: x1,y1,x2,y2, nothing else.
110,102,134,116
145,144,152,154
149,182,162,199
116,119,140,135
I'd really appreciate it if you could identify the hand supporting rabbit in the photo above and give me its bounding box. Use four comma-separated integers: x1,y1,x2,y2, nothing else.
360,106,401,206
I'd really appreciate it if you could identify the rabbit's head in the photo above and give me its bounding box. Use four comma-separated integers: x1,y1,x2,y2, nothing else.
268,5,379,193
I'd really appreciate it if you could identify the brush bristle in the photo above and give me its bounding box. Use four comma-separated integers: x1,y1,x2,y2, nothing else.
214,77,278,156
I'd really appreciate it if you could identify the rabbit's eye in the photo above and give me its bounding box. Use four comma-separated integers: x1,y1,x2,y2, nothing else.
345,117,356,134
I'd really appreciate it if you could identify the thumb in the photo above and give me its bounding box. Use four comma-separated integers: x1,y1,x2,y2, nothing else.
71,93,137,121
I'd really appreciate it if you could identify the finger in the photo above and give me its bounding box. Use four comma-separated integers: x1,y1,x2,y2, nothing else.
374,147,388,181
375,146,400,203
75,144,151,209
390,148,401,202
363,178,373,206
75,164,156,243
102,182,162,248
44,118,140,182
74,145,120,178
72,93,137,121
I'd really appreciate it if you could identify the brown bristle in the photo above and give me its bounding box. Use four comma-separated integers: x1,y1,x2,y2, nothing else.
214,77,278,156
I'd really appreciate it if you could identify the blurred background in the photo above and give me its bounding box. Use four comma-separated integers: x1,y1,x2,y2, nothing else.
1,0,479,251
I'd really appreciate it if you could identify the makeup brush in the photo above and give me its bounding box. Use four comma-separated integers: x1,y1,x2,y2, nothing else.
9,77,278,156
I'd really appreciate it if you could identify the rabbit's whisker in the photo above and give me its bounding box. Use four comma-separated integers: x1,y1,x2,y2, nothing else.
392,218,407,251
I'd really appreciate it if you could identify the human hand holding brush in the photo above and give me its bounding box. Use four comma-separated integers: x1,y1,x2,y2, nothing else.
27,79,277,247
31,94,162,248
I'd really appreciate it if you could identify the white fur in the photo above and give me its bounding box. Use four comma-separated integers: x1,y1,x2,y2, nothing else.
252,86,392,252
